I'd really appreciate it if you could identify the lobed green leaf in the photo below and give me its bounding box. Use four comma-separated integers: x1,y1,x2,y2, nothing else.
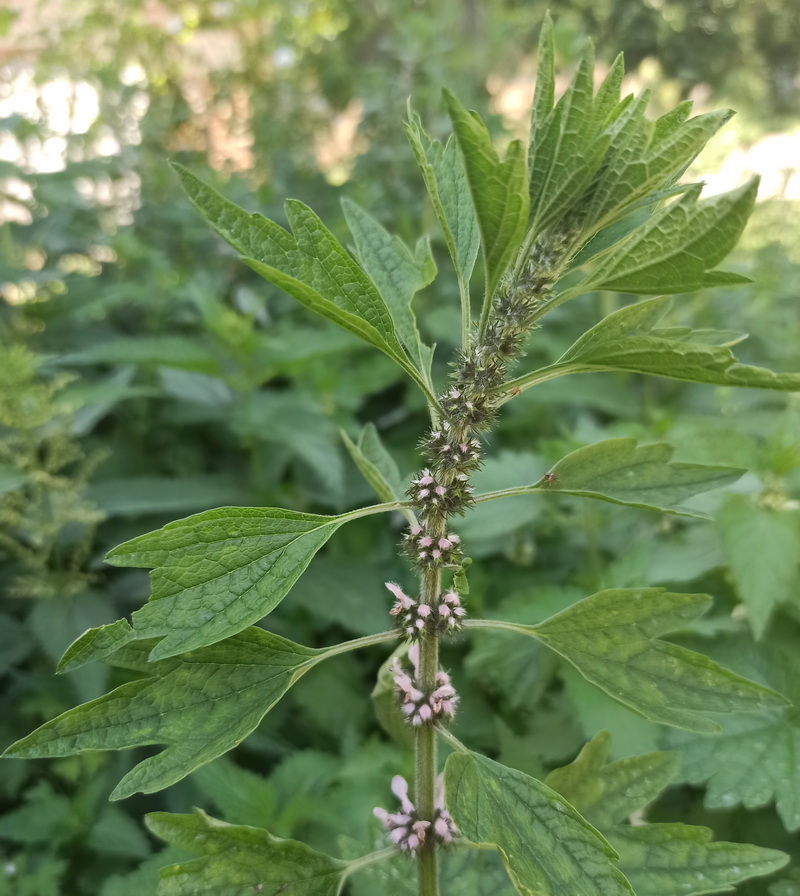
673,714,800,832
5,629,323,799
405,109,480,293
445,750,634,896
488,437,743,518
716,494,800,638
528,39,611,237
546,734,789,894
146,809,349,895
582,179,758,295
105,506,348,660
171,164,434,400
477,589,788,731
341,197,435,376
505,295,800,395
545,730,680,830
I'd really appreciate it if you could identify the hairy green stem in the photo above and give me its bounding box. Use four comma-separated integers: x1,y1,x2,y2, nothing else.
416,561,442,896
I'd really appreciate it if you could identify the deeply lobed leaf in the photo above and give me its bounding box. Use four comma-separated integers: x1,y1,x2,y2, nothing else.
545,731,680,830
106,506,347,660
171,164,434,399
475,589,788,731
581,179,758,295
505,295,800,395
404,109,480,295
546,732,788,894
443,89,529,326
4,628,322,800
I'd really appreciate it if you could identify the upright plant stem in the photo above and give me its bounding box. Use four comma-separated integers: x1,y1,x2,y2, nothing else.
416,560,442,896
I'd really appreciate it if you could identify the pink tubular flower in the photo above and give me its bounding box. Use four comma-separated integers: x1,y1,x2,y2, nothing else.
391,648,458,726
385,582,415,617
373,774,456,852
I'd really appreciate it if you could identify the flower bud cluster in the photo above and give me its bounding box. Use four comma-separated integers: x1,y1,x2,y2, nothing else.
407,467,474,517
401,526,462,568
385,583,467,638
373,775,457,853
391,643,458,726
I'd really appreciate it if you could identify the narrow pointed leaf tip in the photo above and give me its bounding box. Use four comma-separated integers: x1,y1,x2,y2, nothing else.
442,89,529,322
404,107,480,294
146,809,349,895
445,750,634,895
4,628,322,800
481,588,787,731
170,163,434,400
104,506,349,660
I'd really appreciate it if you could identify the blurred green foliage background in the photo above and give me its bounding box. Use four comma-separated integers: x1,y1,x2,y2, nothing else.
1,1,799,893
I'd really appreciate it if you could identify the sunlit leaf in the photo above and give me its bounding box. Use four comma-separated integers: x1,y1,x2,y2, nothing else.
443,89,529,320
405,110,480,312
582,179,758,294
171,164,433,400
342,197,434,374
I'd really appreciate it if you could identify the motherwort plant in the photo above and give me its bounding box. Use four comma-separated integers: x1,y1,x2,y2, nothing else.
6,18,800,896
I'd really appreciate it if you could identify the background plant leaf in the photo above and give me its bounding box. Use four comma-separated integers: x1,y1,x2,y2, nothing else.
546,731,788,894
545,730,679,830
611,824,788,896
716,494,800,637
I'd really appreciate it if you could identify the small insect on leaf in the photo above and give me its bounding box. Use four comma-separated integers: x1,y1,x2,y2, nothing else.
542,472,558,484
